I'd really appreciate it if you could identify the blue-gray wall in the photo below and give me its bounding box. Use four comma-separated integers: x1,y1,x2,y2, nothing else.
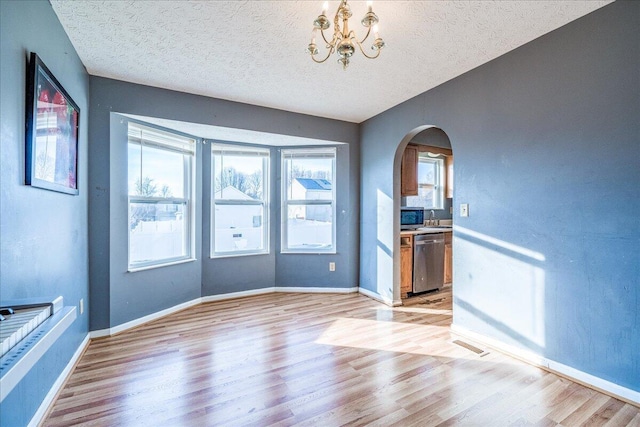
360,1,639,391
90,77,360,330
0,1,90,425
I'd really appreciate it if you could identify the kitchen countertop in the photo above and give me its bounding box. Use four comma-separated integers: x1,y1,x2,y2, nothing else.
401,227,453,236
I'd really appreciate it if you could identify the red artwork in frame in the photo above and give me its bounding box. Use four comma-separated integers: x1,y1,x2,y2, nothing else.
25,52,80,195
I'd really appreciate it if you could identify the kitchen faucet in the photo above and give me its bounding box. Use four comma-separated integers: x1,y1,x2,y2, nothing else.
428,210,436,226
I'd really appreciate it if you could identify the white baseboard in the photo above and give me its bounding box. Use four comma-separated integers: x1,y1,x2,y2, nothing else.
450,324,640,407
358,287,402,306
28,334,90,427
275,286,359,294
201,287,275,303
90,297,202,339
202,286,358,302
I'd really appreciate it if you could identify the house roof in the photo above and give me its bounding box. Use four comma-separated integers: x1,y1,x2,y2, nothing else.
214,185,254,200
295,178,332,191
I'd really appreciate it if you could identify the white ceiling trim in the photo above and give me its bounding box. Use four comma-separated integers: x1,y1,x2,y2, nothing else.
122,114,346,146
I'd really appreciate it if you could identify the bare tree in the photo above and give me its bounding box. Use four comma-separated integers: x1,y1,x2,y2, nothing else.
131,177,158,229
244,170,263,199
160,184,173,198
135,177,158,197
216,167,249,194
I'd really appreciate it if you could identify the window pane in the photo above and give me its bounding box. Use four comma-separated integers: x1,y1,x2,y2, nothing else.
129,202,188,265
128,143,185,198
285,157,333,200
214,154,263,200
417,160,436,185
406,186,435,208
213,204,265,253
286,204,333,249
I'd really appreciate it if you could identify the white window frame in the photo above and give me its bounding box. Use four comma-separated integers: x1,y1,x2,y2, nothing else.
211,144,270,258
407,154,444,210
127,122,196,271
281,147,337,254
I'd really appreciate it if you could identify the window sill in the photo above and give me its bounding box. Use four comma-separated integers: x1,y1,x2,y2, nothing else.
280,250,337,255
210,251,270,259
128,258,197,273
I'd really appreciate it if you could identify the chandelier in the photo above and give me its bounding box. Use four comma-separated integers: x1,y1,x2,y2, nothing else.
307,1,385,70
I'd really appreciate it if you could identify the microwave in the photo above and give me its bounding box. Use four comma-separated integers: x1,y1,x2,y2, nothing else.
400,207,425,230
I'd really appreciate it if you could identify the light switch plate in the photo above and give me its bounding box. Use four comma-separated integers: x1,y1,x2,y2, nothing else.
329,262,336,272
460,204,469,217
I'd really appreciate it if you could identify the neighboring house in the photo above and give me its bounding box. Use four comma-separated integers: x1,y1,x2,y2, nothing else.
215,185,254,202
292,178,332,200
214,185,263,252
291,178,332,222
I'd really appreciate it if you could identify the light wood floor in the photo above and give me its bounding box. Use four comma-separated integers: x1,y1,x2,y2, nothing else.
44,289,639,426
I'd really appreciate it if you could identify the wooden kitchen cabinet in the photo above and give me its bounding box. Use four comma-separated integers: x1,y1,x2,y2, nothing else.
401,145,418,196
444,232,452,284
400,235,413,298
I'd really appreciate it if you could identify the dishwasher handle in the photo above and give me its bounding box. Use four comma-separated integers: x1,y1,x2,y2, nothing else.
415,236,444,245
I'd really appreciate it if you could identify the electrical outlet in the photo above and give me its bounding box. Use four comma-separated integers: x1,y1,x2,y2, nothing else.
329,262,336,272
460,204,469,217
79,298,84,315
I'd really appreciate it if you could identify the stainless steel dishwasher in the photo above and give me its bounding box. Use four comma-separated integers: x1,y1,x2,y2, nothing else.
413,233,445,294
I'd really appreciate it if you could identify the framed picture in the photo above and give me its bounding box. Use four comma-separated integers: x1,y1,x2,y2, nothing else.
25,52,80,195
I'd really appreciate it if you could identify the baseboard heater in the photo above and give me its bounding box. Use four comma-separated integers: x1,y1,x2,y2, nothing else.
0,296,76,402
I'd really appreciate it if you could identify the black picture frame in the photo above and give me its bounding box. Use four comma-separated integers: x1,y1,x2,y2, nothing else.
25,52,80,195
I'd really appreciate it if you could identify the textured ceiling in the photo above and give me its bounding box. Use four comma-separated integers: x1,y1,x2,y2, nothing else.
51,1,610,123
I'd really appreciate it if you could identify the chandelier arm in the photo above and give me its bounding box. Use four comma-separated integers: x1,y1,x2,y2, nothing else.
319,28,332,46
311,47,335,64
358,26,372,45
354,37,382,59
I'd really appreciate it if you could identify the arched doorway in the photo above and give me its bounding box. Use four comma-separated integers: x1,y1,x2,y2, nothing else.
392,126,453,303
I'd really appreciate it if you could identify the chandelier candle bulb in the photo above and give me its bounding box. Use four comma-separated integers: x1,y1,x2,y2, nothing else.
322,1,328,14
367,1,373,13
373,24,380,39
